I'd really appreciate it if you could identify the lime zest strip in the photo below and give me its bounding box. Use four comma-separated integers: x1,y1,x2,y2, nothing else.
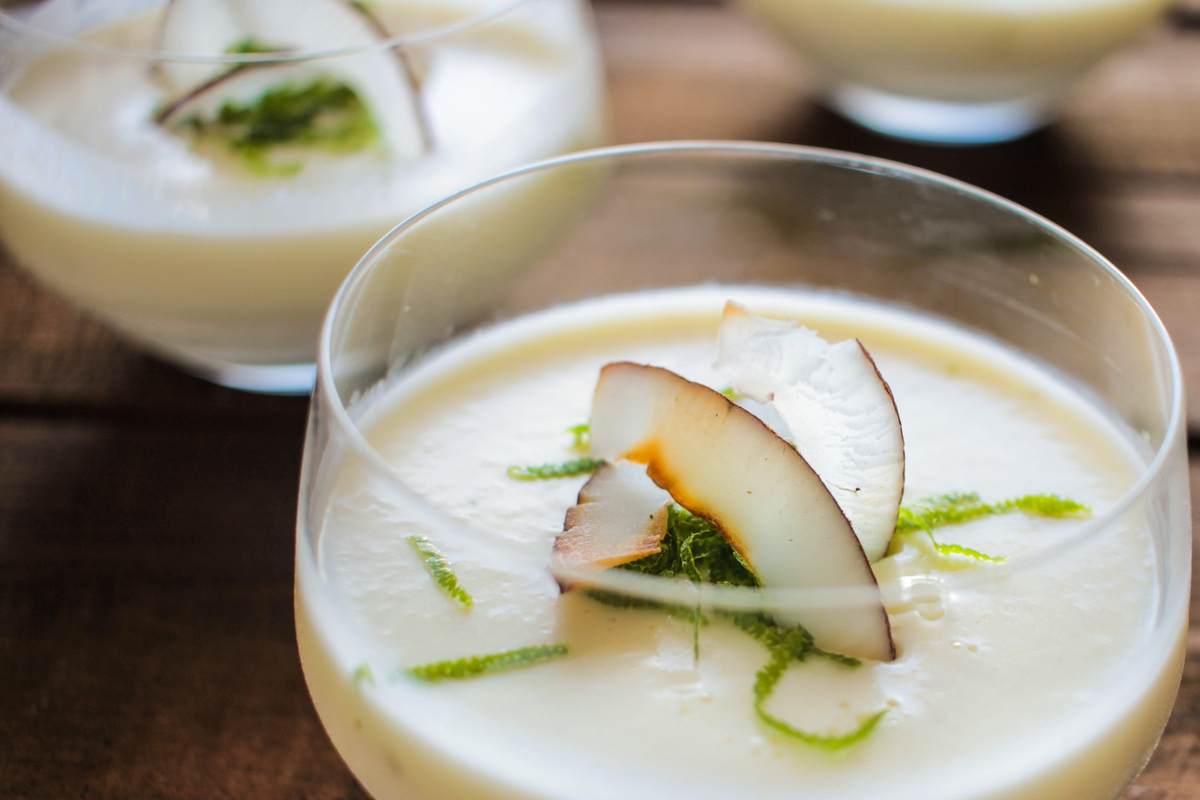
896,492,1089,534
610,507,882,750
405,644,569,682
753,649,885,752
566,423,591,451
894,492,1090,562
506,457,606,480
406,535,473,609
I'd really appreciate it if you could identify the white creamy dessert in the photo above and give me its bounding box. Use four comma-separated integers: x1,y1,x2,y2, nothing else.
736,0,1170,139
296,287,1185,800
0,0,603,377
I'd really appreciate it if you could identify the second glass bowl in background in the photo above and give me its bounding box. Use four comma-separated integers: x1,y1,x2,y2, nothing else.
735,0,1174,144
0,0,605,392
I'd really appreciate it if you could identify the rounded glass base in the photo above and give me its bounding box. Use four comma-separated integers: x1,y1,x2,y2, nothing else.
169,350,317,394
828,83,1050,145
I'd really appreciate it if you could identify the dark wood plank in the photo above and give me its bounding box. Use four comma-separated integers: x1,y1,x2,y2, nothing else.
0,415,366,800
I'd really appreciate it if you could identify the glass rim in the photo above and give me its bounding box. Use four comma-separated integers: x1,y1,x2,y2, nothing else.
317,139,1186,612
0,0,532,64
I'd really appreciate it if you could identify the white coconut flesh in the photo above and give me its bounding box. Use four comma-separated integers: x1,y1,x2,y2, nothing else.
587,361,895,663
716,302,905,563
155,0,425,158
553,461,672,589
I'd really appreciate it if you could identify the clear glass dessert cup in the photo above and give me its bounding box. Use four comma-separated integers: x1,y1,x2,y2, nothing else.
297,141,1190,800
734,0,1174,144
0,0,605,393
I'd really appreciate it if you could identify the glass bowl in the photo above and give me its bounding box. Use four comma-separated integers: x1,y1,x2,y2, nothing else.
296,141,1189,800
0,0,605,392
734,0,1174,144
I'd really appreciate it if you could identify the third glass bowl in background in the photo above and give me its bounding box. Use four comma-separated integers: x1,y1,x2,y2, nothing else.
296,142,1190,800
734,0,1173,144
0,0,605,392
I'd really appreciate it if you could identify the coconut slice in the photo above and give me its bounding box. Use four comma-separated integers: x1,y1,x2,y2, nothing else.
716,302,904,563
155,0,426,158
553,461,672,590
589,362,894,662
155,59,319,128
153,0,246,92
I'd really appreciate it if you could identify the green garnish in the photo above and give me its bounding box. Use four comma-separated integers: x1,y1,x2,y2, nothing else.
180,77,379,176
924,539,1004,562
353,662,375,686
728,610,883,750
754,647,886,751
719,386,743,400
896,492,1089,534
224,37,282,55
405,644,569,682
566,423,591,451
620,504,758,588
406,535,473,609
506,457,606,480
609,507,883,749
584,588,679,612
895,492,1090,562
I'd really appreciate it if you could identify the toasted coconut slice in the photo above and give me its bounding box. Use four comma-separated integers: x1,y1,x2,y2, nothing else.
553,461,671,590
716,302,905,563
589,362,894,662
155,0,426,157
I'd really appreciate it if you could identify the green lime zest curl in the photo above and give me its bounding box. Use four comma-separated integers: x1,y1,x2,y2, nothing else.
405,644,569,682
896,492,1089,534
406,535,473,608
753,647,886,751
737,614,883,751
566,423,591,451
224,37,281,55
895,492,1090,562
506,457,606,480
609,508,883,750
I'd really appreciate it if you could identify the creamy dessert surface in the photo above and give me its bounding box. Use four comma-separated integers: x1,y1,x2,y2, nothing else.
0,0,599,230
298,287,1180,800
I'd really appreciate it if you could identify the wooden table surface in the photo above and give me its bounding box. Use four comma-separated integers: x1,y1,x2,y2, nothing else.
5,2,1200,797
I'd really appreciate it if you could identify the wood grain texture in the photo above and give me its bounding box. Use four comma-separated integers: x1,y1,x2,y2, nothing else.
0,417,366,800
